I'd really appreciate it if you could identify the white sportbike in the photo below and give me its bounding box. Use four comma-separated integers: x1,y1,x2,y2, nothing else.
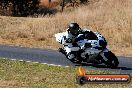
55,32,119,68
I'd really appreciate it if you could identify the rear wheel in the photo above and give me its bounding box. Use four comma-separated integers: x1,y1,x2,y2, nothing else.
104,51,119,68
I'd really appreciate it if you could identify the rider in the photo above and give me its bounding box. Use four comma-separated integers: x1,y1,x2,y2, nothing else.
58,22,107,62
58,23,82,62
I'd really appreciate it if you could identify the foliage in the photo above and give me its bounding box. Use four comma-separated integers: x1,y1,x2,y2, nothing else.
80,0,88,4
0,0,39,16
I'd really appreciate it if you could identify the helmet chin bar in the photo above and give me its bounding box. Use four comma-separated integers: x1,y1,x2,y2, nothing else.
70,29,80,35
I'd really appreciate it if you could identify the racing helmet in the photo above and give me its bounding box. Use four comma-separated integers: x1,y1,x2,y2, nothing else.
68,23,80,35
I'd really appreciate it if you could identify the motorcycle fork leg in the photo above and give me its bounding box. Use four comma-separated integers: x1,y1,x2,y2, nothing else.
100,52,108,62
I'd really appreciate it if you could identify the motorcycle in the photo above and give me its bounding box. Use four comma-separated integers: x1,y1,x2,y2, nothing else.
55,32,119,68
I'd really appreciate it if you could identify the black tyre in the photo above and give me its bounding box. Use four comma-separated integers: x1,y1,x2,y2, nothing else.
76,76,87,85
104,51,119,68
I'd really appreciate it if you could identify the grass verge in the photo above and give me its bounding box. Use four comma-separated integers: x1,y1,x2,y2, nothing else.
0,58,131,88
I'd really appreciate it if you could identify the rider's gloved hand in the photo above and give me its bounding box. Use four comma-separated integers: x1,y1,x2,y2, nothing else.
99,40,107,48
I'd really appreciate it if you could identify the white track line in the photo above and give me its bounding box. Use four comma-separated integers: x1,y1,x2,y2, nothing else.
3,58,70,67
10,59,17,61
64,66,69,67
19,60,24,62
32,62,39,64
26,61,31,62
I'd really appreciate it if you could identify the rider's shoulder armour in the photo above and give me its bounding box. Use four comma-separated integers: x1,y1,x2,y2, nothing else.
81,29,98,40
81,28,91,32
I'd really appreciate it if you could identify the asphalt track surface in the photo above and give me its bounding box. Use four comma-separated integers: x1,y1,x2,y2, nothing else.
0,45,132,75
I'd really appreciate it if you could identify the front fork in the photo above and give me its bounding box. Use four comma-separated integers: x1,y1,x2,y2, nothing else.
99,48,109,62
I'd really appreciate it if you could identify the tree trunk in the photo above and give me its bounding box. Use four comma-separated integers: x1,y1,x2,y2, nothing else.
61,0,65,12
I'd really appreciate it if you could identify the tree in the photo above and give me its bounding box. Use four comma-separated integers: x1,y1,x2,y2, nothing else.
80,0,88,4
0,0,40,16
61,0,65,12
0,0,12,15
12,0,39,16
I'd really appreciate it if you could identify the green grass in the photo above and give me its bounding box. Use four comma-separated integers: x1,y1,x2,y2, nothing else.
0,58,131,88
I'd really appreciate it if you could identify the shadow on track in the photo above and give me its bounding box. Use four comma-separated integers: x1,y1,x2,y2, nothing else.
75,63,132,71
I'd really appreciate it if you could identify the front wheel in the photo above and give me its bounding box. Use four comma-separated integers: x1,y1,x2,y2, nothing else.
103,51,119,68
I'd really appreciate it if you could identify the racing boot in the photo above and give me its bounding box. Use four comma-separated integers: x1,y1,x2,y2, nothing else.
58,48,66,55
67,53,81,64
